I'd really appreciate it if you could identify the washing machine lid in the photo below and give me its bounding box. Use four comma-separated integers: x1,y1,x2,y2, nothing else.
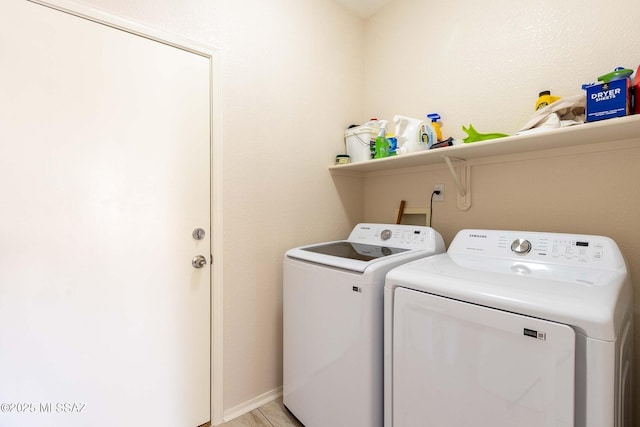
287,241,416,272
386,229,631,341
301,241,409,261
286,223,445,273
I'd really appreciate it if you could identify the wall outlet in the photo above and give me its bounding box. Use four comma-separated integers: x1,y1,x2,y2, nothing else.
433,184,444,202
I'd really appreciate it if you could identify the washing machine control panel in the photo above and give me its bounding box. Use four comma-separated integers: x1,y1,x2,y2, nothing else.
348,223,442,250
450,230,624,268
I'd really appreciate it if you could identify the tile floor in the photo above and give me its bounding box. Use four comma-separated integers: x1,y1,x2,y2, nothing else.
216,398,303,427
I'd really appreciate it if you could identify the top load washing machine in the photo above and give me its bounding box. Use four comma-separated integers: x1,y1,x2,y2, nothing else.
284,223,445,427
384,229,633,427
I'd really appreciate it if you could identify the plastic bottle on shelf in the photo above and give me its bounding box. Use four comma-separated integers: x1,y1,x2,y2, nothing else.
419,121,437,149
387,134,398,156
364,117,380,127
427,113,443,142
535,91,560,110
374,121,389,159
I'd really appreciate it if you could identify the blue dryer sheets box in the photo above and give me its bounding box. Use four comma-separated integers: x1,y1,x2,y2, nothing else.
584,78,630,122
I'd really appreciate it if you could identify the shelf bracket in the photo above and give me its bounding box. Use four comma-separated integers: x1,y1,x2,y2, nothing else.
442,156,471,211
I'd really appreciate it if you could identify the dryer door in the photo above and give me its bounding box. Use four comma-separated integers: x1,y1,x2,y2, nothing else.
392,287,575,427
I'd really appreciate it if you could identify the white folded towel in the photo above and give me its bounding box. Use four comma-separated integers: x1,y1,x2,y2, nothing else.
517,94,586,135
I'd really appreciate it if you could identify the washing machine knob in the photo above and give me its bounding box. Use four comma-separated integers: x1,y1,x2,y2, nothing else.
511,239,532,254
381,229,392,240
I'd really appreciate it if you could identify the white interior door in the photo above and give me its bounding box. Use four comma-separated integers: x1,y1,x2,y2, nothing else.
0,2,211,426
392,287,575,427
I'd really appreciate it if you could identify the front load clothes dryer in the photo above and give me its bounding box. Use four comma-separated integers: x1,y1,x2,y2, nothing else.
283,223,445,427
384,229,633,427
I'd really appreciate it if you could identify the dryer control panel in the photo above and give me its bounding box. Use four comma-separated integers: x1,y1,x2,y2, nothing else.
449,229,625,268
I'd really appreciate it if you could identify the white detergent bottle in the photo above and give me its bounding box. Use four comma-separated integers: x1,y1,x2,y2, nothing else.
393,115,429,154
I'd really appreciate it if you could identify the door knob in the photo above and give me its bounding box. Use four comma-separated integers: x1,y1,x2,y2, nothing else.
192,255,207,269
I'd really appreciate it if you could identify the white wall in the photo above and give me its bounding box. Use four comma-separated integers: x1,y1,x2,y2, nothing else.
70,0,365,418
362,1,640,423
364,0,640,136
212,1,364,414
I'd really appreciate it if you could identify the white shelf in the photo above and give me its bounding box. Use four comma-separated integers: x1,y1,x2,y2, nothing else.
329,115,640,174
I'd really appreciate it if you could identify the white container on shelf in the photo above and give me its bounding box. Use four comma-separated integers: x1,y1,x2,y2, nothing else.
394,115,431,154
345,125,377,163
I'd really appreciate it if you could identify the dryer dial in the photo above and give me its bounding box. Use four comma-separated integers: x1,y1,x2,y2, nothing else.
511,239,532,255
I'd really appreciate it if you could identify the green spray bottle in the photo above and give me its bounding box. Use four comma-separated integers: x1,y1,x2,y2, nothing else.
374,120,389,159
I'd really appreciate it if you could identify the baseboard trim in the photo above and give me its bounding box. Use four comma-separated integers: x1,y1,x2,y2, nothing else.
222,387,283,423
